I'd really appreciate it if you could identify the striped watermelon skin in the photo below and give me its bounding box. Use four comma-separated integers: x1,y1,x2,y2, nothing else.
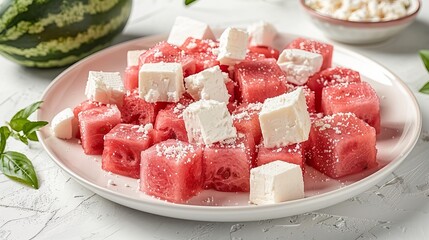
0,0,132,68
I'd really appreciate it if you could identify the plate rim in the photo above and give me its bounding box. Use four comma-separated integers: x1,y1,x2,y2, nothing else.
37,33,422,222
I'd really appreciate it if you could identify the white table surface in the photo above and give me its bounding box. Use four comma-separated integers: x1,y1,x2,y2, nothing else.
1,0,429,239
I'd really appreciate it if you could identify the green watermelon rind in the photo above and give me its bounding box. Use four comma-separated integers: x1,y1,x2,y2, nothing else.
0,0,132,68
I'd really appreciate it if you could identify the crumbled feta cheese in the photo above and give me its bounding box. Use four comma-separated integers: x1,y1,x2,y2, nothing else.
250,160,304,205
305,0,411,22
259,88,311,148
51,108,78,140
167,16,215,46
127,50,146,67
185,66,230,103
85,71,125,106
139,62,184,103
183,100,237,145
277,49,323,85
247,21,277,47
217,27,249,65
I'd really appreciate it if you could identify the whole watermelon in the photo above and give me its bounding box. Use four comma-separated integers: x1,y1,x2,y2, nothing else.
0,0,132,68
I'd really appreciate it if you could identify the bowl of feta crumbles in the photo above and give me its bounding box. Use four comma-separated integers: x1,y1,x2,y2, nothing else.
300,0,421,44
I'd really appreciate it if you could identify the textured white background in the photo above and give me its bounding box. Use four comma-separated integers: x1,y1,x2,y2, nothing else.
1,0,429,239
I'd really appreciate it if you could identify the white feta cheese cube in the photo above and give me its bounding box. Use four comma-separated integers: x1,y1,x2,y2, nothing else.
185,66,230,103
183,100,237,145
259,88,310,148
247,21,277,47
51,108,78,140
217,27,249,66
139,62,185,103
85,71,125,106
127,50,146,67
277,49,323,85
250,160,304,205
167,16,215,46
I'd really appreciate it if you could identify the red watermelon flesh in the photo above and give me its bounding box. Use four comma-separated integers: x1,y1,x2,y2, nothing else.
235,59,288,104
102,124,153,179
73,100,105,138
120,90,165,125
180,37,220,73
124,65,139,91
140,139,203,203
153,98,193,143
203,132,256,192
307,113,377,179
307,67,361,112
225,79,237,112
78,105,121,155
139,41,196,77
248,46,280,60
244,50,267,62
232,102,263,144
286,37,333,70
321,81,380,133
257,143,304,169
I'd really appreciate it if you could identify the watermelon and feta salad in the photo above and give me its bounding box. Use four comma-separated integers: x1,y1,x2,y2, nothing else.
50,17,381,205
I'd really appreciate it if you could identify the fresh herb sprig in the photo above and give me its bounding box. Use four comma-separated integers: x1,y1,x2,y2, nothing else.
0,101,48,189
184,0,198,5
419,50,429,94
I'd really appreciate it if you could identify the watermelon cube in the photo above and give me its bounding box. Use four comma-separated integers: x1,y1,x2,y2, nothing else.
139,41,196,77
120,90,165,125
256,143,304,169
307,67,361,111
78,105,121,155
180,37,220,73
286,37,333,70
248,46,280,60
140,139,203,203
153,99,193,143
235,59,288,104
203,133,256,192
307,113,377,179
124,65,139,91
322,82,380,133
232,103,263,144
73,100,105,138
102,124,153,179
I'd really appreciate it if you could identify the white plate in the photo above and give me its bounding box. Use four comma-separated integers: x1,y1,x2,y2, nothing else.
37,32,421,222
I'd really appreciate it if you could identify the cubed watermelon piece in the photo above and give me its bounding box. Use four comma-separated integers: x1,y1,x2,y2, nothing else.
73,100,105,138
248,46,280,60
286,37,333,70
203,133,256,192
153,99,192,143
140,139,203,203
321,82,380,133
235,59,288,104
307,66,361,111
232,103,263,144
124,65,139,91
102,124,153,178
120,90,165,125
78,105,121,155
180,37,220,73
256,143,304,169
244,50,267,62
139,41,196,77
307,113,377,179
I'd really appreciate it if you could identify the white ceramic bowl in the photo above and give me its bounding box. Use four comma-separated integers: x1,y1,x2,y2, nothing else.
300,0,421,44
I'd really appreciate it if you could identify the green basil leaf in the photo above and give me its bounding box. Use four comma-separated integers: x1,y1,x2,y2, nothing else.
419,81,429,94
11,101,43,122
185,0,197,5
0,151,39,189
19,135,28,145
0,126,10,154
420,50,429,72
9,118,30,132
23,121,48,142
